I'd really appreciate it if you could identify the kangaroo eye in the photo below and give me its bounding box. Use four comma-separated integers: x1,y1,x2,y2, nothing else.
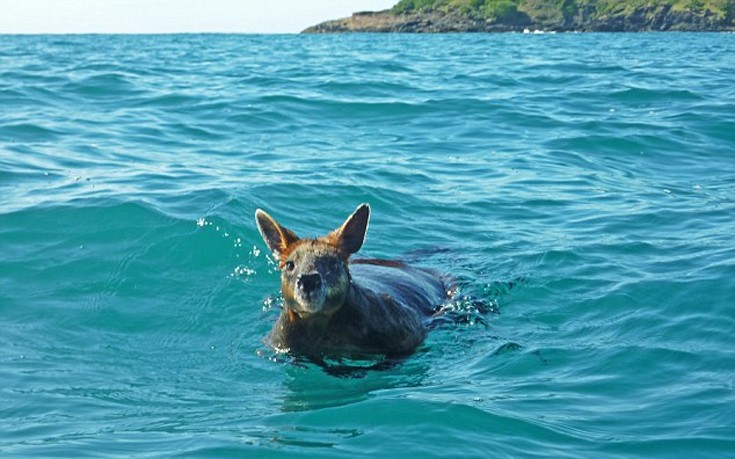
284,260,295,271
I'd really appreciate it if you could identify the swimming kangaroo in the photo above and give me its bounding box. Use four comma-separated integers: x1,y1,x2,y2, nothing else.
255,203,448,358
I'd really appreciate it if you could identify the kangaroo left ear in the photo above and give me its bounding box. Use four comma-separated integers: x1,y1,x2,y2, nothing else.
330,203,370,256
255,209,300,258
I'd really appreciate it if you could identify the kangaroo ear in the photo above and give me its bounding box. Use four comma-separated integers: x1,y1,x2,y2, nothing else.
330,203,370,256
255,209,299,257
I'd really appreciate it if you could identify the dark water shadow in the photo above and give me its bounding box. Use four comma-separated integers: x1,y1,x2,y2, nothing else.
309,354,408,379
276,352,430,412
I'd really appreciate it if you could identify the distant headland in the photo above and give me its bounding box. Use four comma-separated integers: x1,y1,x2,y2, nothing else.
303,0,735,33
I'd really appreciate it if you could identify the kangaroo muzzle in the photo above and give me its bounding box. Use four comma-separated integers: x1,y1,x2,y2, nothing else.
294,271,328,315
297,272,322,294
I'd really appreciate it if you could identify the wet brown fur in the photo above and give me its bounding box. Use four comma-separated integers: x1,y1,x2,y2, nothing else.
278,237,349,269
255,204,448,358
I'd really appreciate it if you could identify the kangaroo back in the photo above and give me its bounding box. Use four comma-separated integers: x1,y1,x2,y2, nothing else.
350,260,446,317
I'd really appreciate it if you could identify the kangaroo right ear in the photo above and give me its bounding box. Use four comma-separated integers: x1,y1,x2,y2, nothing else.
329,203,370,257
255,209,299,258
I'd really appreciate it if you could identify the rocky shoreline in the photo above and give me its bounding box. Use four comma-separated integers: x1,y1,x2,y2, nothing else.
303,7,735,33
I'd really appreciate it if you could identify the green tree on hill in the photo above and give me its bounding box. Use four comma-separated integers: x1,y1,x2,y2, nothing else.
392,0,734,24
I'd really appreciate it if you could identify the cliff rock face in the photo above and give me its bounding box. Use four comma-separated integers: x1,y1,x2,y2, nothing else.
302,11,521,33
303,2,735,33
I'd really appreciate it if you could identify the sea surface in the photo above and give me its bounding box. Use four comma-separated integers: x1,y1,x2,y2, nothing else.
1,33,734,458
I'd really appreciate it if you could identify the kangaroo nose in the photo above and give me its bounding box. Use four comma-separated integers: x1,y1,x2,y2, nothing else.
297,273,322,293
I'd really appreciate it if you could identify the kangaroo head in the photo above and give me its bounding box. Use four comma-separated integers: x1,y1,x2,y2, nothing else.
255,204,370,319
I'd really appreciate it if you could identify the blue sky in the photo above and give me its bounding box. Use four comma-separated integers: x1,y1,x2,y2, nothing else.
0,0,397,34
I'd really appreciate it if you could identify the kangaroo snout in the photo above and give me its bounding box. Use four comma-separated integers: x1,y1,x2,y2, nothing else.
297,272,322,294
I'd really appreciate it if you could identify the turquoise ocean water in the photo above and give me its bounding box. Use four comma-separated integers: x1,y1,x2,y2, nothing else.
1,33,734,457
